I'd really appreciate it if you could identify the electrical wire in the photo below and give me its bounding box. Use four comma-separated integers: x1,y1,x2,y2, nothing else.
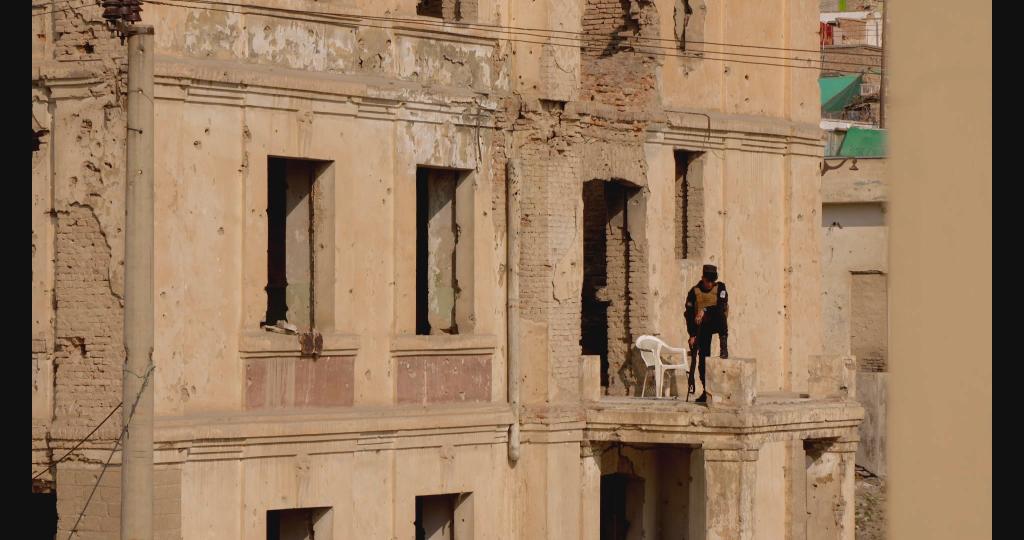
33,0,884,72
140,0,882,73
64,365,153,540
32,402,122,481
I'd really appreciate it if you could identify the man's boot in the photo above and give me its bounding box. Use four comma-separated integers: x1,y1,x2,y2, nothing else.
695,392,708,403
719,335,729,359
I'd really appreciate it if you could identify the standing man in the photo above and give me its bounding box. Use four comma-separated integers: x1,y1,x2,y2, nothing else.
685,264,729,403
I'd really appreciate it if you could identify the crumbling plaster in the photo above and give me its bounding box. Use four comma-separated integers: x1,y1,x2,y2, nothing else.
33,0,856,538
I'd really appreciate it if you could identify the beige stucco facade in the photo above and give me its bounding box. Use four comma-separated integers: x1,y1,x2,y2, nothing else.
32,1,862,538
820,156,887,477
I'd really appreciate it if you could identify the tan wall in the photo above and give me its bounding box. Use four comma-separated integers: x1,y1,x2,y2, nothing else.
32,1,849,538
174,442,512,538
820,158,887,359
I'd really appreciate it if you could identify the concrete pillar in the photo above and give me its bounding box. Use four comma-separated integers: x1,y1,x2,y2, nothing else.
284,160,313,329
426,170,458,334
121,23,155,540
703,447,759,540
706,357,757,408
579,442,602,540
804,439,857,540
580,355,602,402
808,355,857,400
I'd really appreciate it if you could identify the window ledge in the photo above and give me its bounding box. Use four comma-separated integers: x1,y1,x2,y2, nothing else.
390,334,497,357
240,329,360,358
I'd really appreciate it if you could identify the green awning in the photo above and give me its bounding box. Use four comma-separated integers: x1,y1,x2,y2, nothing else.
819,74,862,113
837,127,886,157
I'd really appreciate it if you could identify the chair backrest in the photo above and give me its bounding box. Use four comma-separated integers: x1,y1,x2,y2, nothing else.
635,335,664,369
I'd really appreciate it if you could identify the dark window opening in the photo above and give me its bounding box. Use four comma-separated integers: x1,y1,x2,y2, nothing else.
674,150,705,260
417,0,444,18
267,507,333,540
821,202,886,228
264,157,329,330
416,167,474,336
582,180,644,393
31,490,57,540
582,180,610,387
415,493,472,540
600,473,646,540
417,0,473,21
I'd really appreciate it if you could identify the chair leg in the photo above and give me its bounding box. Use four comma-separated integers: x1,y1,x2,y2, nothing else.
641,371,650,397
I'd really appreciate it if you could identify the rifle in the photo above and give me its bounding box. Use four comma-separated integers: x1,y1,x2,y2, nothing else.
687,339,698,401
686,308,706,401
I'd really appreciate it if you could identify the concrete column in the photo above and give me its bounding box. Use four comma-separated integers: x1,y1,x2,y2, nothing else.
808,355,857,400
579,442,602,540
706,357,757,408
804,439,857,540
703,447,759,540
121,24,155,540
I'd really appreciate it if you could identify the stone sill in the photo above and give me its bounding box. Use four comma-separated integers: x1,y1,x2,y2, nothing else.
239,329,360,358
390,334,497,357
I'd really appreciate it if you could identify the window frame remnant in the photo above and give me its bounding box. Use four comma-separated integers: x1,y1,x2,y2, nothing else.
263,156,336,333
674,150,705,261
415,166,475,336
266,507,334,540
415,492,474,540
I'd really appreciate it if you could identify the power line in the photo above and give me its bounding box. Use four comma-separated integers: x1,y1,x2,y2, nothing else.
31,0,101,18
152,0,883,59
143,0,882,73
32,402,122,481
34,0,884,70
64,365,153,540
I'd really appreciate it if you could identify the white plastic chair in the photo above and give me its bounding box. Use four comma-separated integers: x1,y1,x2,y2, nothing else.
635,335,690,398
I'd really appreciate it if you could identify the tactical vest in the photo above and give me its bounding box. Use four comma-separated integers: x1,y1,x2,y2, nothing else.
694,283,720,313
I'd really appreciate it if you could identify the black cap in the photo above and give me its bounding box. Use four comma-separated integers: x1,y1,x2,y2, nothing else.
702,264,718,276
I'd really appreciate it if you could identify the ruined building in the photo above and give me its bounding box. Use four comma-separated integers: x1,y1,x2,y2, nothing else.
32,1,863,538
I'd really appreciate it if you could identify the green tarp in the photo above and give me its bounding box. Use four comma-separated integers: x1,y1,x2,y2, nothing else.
837,127,886,157
819,74,862,113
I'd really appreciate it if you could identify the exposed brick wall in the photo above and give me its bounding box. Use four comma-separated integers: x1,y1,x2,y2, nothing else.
675,151,705,260
858,357,886,372
52,3,125,63
511,96,658,400
56,466,122,540
580,0,660,110
38,6,129,497
53,206,123,426
56,465,182,540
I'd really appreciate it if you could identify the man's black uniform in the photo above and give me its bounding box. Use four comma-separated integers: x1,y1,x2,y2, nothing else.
684,264,729,402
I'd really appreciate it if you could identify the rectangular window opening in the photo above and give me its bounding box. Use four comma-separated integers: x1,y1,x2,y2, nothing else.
416,167,475,336
267,507,333,540
850,271,888,372
415,493,473,540
264,157,332,330
821,202,886,228
417,0,474,21
674,150,705,260
582,179,646,394
416,0,444,18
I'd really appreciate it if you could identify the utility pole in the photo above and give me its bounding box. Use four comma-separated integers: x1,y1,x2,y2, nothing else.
122,22,154,540
105,0,154,536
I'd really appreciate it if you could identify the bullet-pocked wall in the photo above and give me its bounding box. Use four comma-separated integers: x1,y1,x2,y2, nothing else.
143,1,513,416
33,1,842,538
